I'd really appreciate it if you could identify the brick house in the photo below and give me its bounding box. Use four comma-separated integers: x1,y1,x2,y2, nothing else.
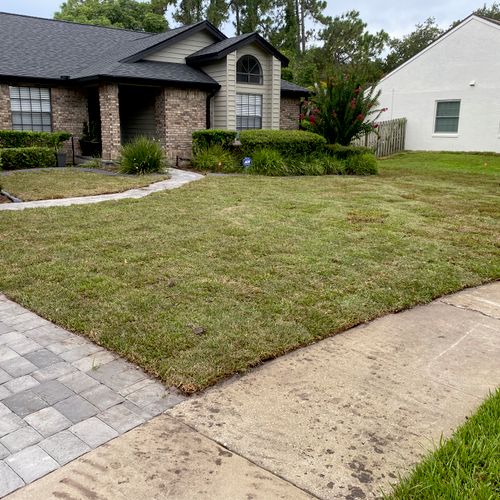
0,12,308,161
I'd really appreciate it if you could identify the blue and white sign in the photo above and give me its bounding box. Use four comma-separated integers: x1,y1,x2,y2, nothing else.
242,157,252,168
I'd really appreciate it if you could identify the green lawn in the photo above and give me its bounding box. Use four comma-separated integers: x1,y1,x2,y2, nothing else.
0,152,498,392
0,168,168,201
387,387,500,499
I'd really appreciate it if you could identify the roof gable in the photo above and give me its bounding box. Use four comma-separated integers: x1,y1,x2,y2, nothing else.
186,32,289,66
379,14,500,85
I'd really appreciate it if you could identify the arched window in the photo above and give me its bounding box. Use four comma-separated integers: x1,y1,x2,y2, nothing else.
236,55,263,85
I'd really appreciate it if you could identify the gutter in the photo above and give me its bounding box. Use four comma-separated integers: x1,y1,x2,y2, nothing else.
206,88,218,129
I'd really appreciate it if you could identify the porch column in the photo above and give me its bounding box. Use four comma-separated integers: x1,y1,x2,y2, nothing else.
99,83,121,160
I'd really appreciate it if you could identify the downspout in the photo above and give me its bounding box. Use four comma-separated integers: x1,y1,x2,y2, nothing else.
206,88,218,129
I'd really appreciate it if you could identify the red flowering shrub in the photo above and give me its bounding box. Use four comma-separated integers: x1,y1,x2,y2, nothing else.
301,72,386,145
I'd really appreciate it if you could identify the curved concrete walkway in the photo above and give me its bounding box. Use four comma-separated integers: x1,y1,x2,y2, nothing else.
0,168,203,211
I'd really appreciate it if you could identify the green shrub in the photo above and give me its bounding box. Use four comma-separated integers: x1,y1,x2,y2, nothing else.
240,130,326,157
192,145,238,173
119,136,166,174
344,153,378,175
248,148,288,176
0,147,55,169
324,143,373,159
0,130,71,149
192,130,237,155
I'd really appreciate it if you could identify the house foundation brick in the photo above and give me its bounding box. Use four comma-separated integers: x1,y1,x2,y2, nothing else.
51,87,88,157
157,87,207,161
0,84,12,130
99,83,121,161
280,97,302,130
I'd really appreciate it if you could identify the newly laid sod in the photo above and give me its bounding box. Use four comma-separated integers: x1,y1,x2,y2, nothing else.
387,387,500,499
0,168,168,201
0,152,498,392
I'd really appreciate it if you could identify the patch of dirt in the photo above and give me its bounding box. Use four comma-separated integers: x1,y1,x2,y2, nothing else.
0,194,11,204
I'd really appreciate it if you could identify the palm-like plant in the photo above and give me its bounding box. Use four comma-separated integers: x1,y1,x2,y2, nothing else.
301,72,386,145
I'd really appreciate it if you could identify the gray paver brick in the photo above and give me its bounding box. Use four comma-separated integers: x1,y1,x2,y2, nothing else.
39,430,91,466
0,402,11,416
8,338,41,356
0,367,11,384
54,395,98,423
0,413,25,438
0,356,37,377
0,385,12,400
0,331,25,346
5,445,59,483
97,403,145,434
126,381,173,408
32,361,76,382
81,384,124,411
0,426,42,453
119,378,155,397
2,391,48,418
25,349,63,369
57,371,100,393
0,321,15,334
0,461,25,497
60,343,103,362
45,337,88,355
72,350,116,372
24,407,72,438
4,375,39,394
31,380,75,405
92,366,147,392
2,312,35,326
0,442,9,459
0,346,19,363
70,417,118,448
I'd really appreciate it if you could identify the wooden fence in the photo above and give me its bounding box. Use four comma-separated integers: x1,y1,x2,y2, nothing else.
352,118,407,157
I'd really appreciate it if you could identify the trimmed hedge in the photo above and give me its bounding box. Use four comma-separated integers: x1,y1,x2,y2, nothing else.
0,130,71,149
0,147,56,170
240,130,327,157
344,153,378,175
192,130,237,155
324,143,373,159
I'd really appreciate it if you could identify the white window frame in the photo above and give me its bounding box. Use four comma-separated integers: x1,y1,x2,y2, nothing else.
236,93,262,131
434,100,460,135
9,86,52,132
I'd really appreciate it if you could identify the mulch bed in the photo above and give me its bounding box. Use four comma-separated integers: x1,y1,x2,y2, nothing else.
0,194,11,204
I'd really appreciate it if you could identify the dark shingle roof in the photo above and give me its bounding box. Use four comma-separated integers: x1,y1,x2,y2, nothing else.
280,79,309,96
186,32,289,66
0,12,222,87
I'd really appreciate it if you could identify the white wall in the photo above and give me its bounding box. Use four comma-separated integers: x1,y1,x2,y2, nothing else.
375,16,500,152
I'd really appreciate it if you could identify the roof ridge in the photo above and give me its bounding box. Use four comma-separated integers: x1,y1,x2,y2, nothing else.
0,10,161,35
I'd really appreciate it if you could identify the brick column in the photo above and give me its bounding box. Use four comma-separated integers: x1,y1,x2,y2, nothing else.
51,87,88,156
0,84,12,129
280,97,302,130
156,87,207,161
99,83,121,160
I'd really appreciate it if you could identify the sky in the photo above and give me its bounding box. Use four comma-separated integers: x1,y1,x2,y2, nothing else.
0,0,489,38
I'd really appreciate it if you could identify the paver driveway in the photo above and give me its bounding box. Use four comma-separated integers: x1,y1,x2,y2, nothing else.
0,294,185,497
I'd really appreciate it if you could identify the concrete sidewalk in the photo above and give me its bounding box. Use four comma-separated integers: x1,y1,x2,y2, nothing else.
0,168,203,211
8,282,500,499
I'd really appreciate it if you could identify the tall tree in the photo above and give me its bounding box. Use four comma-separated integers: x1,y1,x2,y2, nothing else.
172,0,204,25
384,18,442,73
474,2,500,20
206,0,229,28
55,0,168,32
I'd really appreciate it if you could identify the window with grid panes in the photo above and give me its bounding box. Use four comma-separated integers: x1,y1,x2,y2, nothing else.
434,100,460,133
10,86,52,132
236,93,262,130
236,55,263,84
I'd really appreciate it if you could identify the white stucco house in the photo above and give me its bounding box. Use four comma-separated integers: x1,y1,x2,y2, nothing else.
376,14,500,153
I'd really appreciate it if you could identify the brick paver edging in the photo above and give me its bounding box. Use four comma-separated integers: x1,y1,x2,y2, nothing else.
0,295,186,497
0,168,203,211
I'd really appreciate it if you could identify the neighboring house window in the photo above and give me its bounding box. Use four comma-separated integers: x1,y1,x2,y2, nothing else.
236,55,263,84
434,100,460,133
236,93,262,130
9,86,52,132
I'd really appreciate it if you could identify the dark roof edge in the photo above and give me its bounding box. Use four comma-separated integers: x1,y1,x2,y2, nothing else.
280,88,309,97
0,74,221,90
187,32,289,67
0,10,156,35
121,20,227,63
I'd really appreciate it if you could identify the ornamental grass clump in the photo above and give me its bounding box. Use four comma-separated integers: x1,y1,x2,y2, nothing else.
119,136,166,174
248,148,288,176
192,145,238,172
301,71,386,145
